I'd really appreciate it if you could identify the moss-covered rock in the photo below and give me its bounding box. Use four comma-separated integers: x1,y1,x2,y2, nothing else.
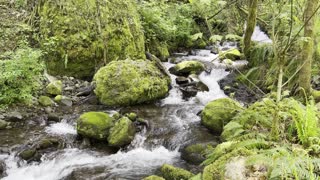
46,80,62,96
219,49,241,60
201,98,243,134
181,143,216,165
19,148,37,161
161,164,194,180
40,0,145,79
108,117,136,147
125,112,137,121
143,175,165,180
38,96,53,107
189,173,202,180
169,61,205,76
93,59,170,106
0,120,8,130
54,95,73,106
76,112,113,140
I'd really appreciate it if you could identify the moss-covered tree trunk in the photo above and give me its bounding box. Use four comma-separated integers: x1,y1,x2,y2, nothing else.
299,0,319,94
243,0,258,57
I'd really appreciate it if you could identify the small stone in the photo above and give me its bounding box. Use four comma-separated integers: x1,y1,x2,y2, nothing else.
48,113,60,122
176,77,189,85
125,112,137,121
38,96,53,107
44,107,52,114
46,80,63,95
54,95,73,106
0,120,8,130
6,111,23,122
19,148,36,161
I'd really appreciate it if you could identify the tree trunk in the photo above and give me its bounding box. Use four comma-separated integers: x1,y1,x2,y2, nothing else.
299,0,318,94
243,0,258,57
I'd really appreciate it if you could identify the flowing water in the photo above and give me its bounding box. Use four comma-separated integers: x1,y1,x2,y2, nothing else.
0,40,255,179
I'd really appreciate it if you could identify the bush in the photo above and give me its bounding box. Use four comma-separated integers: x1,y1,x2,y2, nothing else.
0,47,44,107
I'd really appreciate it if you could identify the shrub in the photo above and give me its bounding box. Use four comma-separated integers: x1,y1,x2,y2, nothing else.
0,47,44,107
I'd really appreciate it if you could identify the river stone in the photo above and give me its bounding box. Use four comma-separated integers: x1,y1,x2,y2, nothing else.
0,120,8,130
36,138,61,150
19,148,37,161
0,160,5,177
143,175,165,180
46,80,63,95
93,59,170,106
76,112,114,140
160,164,194,180
219,49,241,60
6,111,23,122
169,61,205,76
176,77,189,85
201,98,243,134
181,143,216,165
108,117,136,147
38,96,54,107
54,95,73,106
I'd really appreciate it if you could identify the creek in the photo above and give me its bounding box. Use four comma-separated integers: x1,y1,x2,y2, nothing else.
0,27,268,180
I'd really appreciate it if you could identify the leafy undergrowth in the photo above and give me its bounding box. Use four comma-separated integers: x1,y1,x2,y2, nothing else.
201,97,320,180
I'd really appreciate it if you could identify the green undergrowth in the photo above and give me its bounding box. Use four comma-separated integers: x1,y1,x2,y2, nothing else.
202,97,320,179
0,47,44,108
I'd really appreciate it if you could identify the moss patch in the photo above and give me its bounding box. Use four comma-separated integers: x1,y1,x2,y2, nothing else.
142,175,165,180
161,164,194,180
93,59,170,106
46,80,62,96
201,98,243,134
76,112,113,140
169,60,205,76
108,117,136,147
40,0,145,79
38,96,53,107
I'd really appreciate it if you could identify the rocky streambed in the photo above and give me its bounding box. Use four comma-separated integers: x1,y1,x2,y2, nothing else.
0,42,254,179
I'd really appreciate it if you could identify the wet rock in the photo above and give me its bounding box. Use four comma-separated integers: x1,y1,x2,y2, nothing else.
19,148,39,161
38,96,54,107
160,164,194,180
180,86,198,98
143,175,165,180
94,59,170,106
0,120,8,130
76,85,93,96
6,111,23,122
181,143,217,165
222,59,234,65
77,112,114,140
176,77,189,85
108,117,136,147
46,80,63,95
201,98,243,134
0,161,5,177
169,61,205,76
44,107,53,114
36,138,61,150
47,113,60,122
196,82,209,92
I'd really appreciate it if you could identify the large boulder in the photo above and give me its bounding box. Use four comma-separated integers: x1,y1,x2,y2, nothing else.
169,61,205,76
108,117,136,147
40,0,145,79
76,112,114,140
160,164,194,180
201,98,243,134
94,59,170,106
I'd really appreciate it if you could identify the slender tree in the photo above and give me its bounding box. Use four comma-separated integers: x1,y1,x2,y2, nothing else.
299,0,319,94
243,0,258,57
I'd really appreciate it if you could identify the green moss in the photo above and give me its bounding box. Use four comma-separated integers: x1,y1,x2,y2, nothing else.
201,98,243,134
169,61,205,76
40,0,145,79
126,112,137,121
142,175,165,180
37,138,60,150
160,164,194,180
108,117,136,147
148,40,170,61
19,148,36,160
46,80,62,96
76,112,113,140
38,96,53,107
93,59,170,106
189,173,202,180
181,143,215,164
219,49,241,60
54,95,63,102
